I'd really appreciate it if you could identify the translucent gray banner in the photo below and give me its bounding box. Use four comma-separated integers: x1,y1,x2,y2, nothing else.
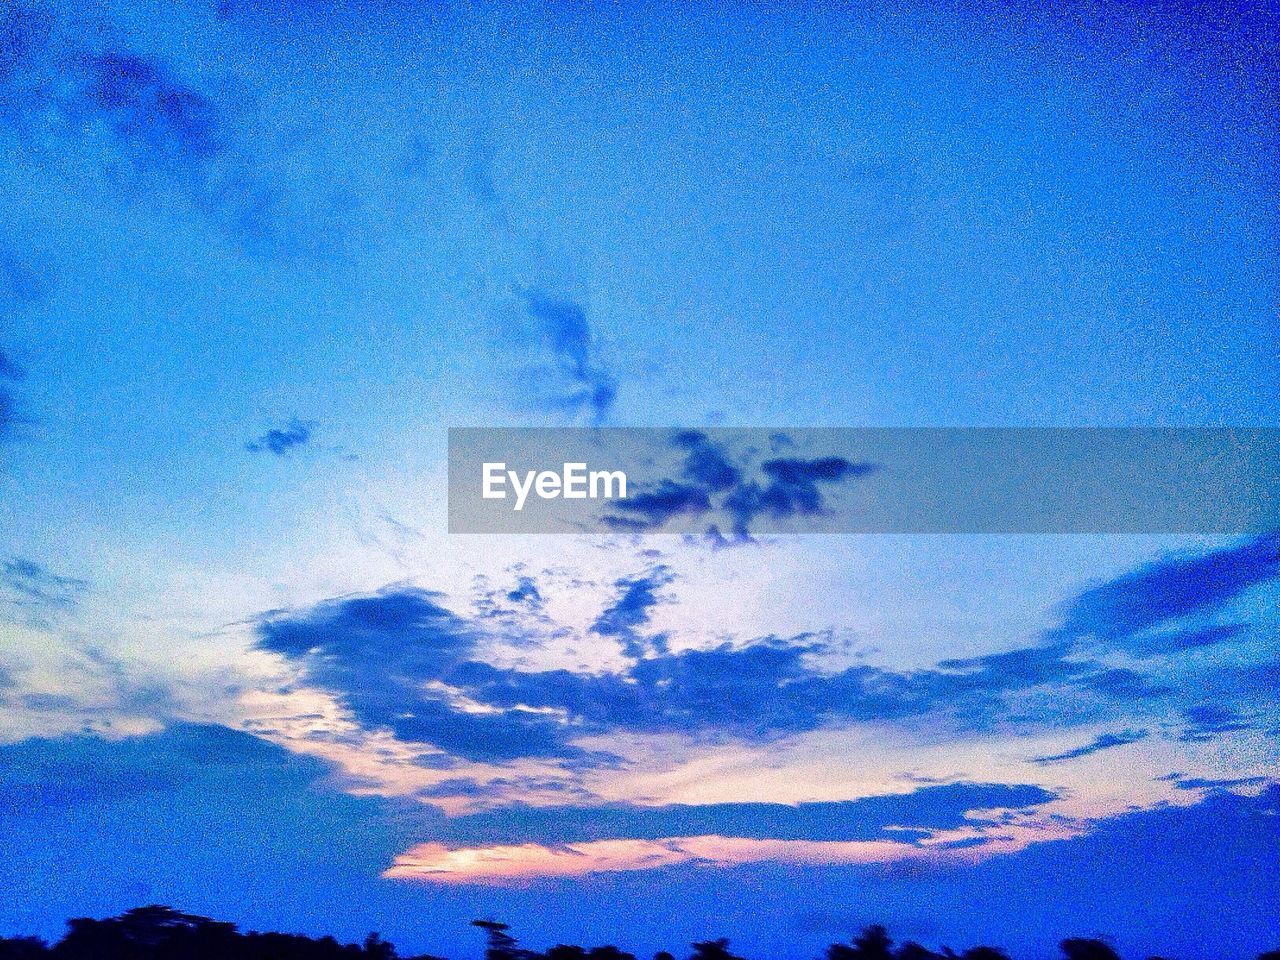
447,428,1279,535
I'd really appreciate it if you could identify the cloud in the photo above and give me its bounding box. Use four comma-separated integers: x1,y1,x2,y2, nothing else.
516,289,618,423
253,536,1280,767
426,783,1058,847
602,480,712,529
3,723,1276,956
723,457,878,535
1053,533,1280,645
385,781,1277,884
1157,772,1271,792
457,122,621,422
386,782,1059,883
0,251,46,439
1030,730,1147,765
81,52,224,165
254,593,1140,765
1126,622,1248,656
1177,703,1254,743
0,723,435,928
1,558,88,619
590,566,674,659
245,417,315,456
386,835,939,884
0,3,385,259
604,432,878,537
673,430,742,492
256,587,595,763
506,576,543,606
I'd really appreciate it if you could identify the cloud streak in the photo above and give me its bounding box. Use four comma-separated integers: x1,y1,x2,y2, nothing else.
1030,730,1147,764
1,558,88,618
385,835,939,884
516,289,618,423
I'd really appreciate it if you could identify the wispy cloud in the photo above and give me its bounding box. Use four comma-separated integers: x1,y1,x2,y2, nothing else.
1030,730,1147,764
1,558,87,621
386,782,1060,882
0,250,47,439
386,835,934,884
516,289,618,423
0,2,393,259
425,783,1058,846
246,418,315,456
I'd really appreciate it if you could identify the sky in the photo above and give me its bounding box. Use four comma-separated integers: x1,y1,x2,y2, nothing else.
1,1,1278,958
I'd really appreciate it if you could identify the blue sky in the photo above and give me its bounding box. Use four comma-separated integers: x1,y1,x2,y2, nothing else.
1,1,1278,958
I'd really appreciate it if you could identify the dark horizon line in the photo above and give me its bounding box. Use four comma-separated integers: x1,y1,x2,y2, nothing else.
2,905,1279,960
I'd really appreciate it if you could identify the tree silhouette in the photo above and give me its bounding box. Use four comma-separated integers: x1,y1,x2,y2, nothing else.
1060,939,1120,960
829,925,894,960
0,938,48,960
895,943,945,960
587,947,636,960
688,939,745,960
5,905,1280,960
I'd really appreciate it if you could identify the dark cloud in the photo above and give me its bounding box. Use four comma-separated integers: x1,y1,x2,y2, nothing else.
605,432,878,537
1127,622,1247,656
1,557,88,619
257,588,601,763
255,536,1280,767
590,566,674,659
0,723,309,813
245,417,314,456
1157,772,1271,792
1,8,232,186
459,124,620,421
602,480,712,529
255,596,1137,764
1030,730,1147,765
416,774,596,804
1053,533,1280,645
722,457,877,536
506,576,543,607
1071,668,1168,701
673,430,742,493
517,289,618,423
1177,703,1254,743
428,782,1059,846
0,723,435,929
82,52,224,165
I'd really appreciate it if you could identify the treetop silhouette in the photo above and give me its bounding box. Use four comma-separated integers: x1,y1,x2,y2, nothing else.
0,910,1275,960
